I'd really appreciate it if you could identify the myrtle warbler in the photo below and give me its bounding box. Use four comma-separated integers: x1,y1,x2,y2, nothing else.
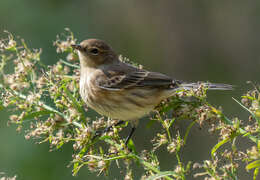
72,39,232,145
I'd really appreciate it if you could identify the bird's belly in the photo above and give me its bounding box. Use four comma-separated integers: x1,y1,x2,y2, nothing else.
80,84,162,121
87,91,155,121
94,103,153,121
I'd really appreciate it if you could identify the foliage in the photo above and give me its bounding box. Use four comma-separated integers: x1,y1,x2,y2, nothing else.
0,172,16,180
0,29,260,179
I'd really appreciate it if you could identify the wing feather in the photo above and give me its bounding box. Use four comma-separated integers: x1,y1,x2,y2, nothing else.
96,68,179,90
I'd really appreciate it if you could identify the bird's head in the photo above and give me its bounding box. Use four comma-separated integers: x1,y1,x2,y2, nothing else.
72,39,117,68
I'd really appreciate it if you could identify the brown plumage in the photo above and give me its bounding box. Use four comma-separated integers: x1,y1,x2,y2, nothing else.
72,39,232,145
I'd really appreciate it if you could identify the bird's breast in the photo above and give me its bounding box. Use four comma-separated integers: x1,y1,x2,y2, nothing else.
79,71,167,121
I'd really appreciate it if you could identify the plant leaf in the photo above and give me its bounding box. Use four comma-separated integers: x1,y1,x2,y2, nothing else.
246,160,260,170
146,171,177,180
22,110,52,121
211,137,230,158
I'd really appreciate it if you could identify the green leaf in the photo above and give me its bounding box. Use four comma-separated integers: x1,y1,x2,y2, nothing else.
56,141,64,149
211,137,230,158
168,118,176,129
0,100,4,110
60,59,80,69
146,171,177,180
61,82,85,119
232,97,260,125
73,162,84,176
103,136,122,150
246,160,260,170
6,46,16,52
127,139,137,154
22,110,52,121
183,120,195,145
241,95,255,100
254,168,259,180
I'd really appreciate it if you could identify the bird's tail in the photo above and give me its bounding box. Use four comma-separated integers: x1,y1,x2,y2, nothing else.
178,82,233,91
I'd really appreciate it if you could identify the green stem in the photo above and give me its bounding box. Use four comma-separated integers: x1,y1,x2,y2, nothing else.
211,106,257,143
103,138,174,179
183,120,196,145
175,151,186,180
158,113,172,142
232,97,260,126
10,89,82,128
133,154,174,180
60,59,80,69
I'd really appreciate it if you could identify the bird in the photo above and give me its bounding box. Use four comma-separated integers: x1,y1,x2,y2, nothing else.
71,39,232,146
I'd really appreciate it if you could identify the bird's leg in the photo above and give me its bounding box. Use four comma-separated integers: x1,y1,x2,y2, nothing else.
124,126,136,146
93,120,125,139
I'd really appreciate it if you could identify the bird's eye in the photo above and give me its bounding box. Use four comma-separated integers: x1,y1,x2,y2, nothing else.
90,48,99,55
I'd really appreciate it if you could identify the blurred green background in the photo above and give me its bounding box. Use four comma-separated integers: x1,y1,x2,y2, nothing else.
0,0,260,179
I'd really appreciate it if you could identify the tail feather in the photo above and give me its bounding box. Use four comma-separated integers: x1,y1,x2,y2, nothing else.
178,82,233,91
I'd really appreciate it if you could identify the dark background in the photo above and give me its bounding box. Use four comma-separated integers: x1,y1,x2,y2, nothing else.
0,1,259,179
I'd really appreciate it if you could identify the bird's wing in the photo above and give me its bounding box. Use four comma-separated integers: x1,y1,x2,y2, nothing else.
96,67,180,91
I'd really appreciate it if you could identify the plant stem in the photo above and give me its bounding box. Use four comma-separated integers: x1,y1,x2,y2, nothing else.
10,89,82,128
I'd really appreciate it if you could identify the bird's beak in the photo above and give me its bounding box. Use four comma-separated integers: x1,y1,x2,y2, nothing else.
71,44,83,51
